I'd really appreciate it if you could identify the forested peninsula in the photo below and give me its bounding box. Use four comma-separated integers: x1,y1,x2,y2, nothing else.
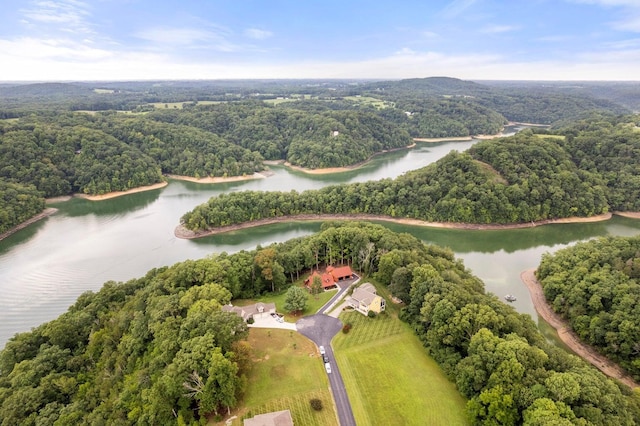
2,222,639,425
536,235,640,382
179,113,640,234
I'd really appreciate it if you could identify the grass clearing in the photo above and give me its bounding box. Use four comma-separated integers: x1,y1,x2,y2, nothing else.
474,159,509,185
149,100,223,109
343,95,393,109
535,133,566,140
217,328,337,426
333,284,469,426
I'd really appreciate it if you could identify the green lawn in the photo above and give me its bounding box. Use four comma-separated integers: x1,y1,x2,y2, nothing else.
333,309,469,426
219,329,337,426
236,285,337,321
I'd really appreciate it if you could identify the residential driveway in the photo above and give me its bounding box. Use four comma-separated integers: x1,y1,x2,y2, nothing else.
327,300,350,318
297,314,356,426
248,315,297,331
320,275,360,315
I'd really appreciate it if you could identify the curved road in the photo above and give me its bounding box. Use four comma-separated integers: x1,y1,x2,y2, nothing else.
297,313,356,426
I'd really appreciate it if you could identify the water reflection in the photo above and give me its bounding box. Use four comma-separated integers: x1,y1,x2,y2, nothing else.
53,187,163,217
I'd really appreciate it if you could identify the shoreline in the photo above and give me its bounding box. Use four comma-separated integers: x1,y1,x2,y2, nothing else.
412,127,512,144
613,211,640,219
76,181,169,201
0,208,58,242
278,143,417,175
175,212,615,239
166,171,271,184
521,269,638,389
413,136,473,143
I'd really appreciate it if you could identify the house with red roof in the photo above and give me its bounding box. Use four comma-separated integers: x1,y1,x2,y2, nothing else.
304,265,354,290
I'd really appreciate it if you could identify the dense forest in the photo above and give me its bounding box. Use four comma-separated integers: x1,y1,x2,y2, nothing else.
1,223,638,425
0,181,45,234
555,113,640,211
536,235,640,381
181,114,640,232
148,104,413,168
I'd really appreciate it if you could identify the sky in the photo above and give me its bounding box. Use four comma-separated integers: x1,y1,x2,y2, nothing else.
1,0,640,81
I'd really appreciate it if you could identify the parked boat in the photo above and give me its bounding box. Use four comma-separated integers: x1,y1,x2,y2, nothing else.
504,294,517,302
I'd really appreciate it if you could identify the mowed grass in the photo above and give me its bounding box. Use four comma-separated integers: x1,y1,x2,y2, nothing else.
219,328,337,426
333,309,469,426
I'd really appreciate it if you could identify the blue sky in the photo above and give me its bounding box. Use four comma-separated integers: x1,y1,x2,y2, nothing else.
1,0,639,81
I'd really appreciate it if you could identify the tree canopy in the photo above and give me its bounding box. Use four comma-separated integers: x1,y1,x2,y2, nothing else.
537,235,640,381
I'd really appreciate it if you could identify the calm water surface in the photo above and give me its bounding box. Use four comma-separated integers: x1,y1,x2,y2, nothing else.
2,130,639,347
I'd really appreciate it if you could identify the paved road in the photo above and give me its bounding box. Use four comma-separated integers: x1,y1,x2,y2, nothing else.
297,314,356,426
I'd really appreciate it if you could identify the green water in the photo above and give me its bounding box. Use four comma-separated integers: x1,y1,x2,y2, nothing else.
1,132,639,347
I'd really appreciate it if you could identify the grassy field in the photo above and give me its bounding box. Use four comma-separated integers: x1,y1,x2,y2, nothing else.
535,133,566,140
343,95,393,109
333,287,469,426
149,100,223,109
219,329,337,426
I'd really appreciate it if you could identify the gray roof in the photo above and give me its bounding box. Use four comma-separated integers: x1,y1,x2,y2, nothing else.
350,283,378,306
222,302,276,321
244,409,293,426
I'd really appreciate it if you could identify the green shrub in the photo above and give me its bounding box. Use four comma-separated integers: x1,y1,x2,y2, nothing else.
310,398,323,411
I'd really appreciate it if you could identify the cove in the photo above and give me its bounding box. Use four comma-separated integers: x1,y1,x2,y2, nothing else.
1,127,639,348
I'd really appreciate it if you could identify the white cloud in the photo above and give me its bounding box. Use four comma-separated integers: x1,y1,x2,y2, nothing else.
135,27,238,51
480,25,518,34
395,47,417,55
569,0,640,6
422,31,439,39
20,0,93,34
441,0,478,19
0,37,112,61
536,35,575,42
613,16,640,32
244,28,273,40
1,35,639,81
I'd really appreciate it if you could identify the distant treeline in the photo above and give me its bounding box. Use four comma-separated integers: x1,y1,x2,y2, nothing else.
537,235,640,381
181,113,640,232
1,222,638,424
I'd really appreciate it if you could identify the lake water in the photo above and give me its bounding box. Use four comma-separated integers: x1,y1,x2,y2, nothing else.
2,128,639,347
